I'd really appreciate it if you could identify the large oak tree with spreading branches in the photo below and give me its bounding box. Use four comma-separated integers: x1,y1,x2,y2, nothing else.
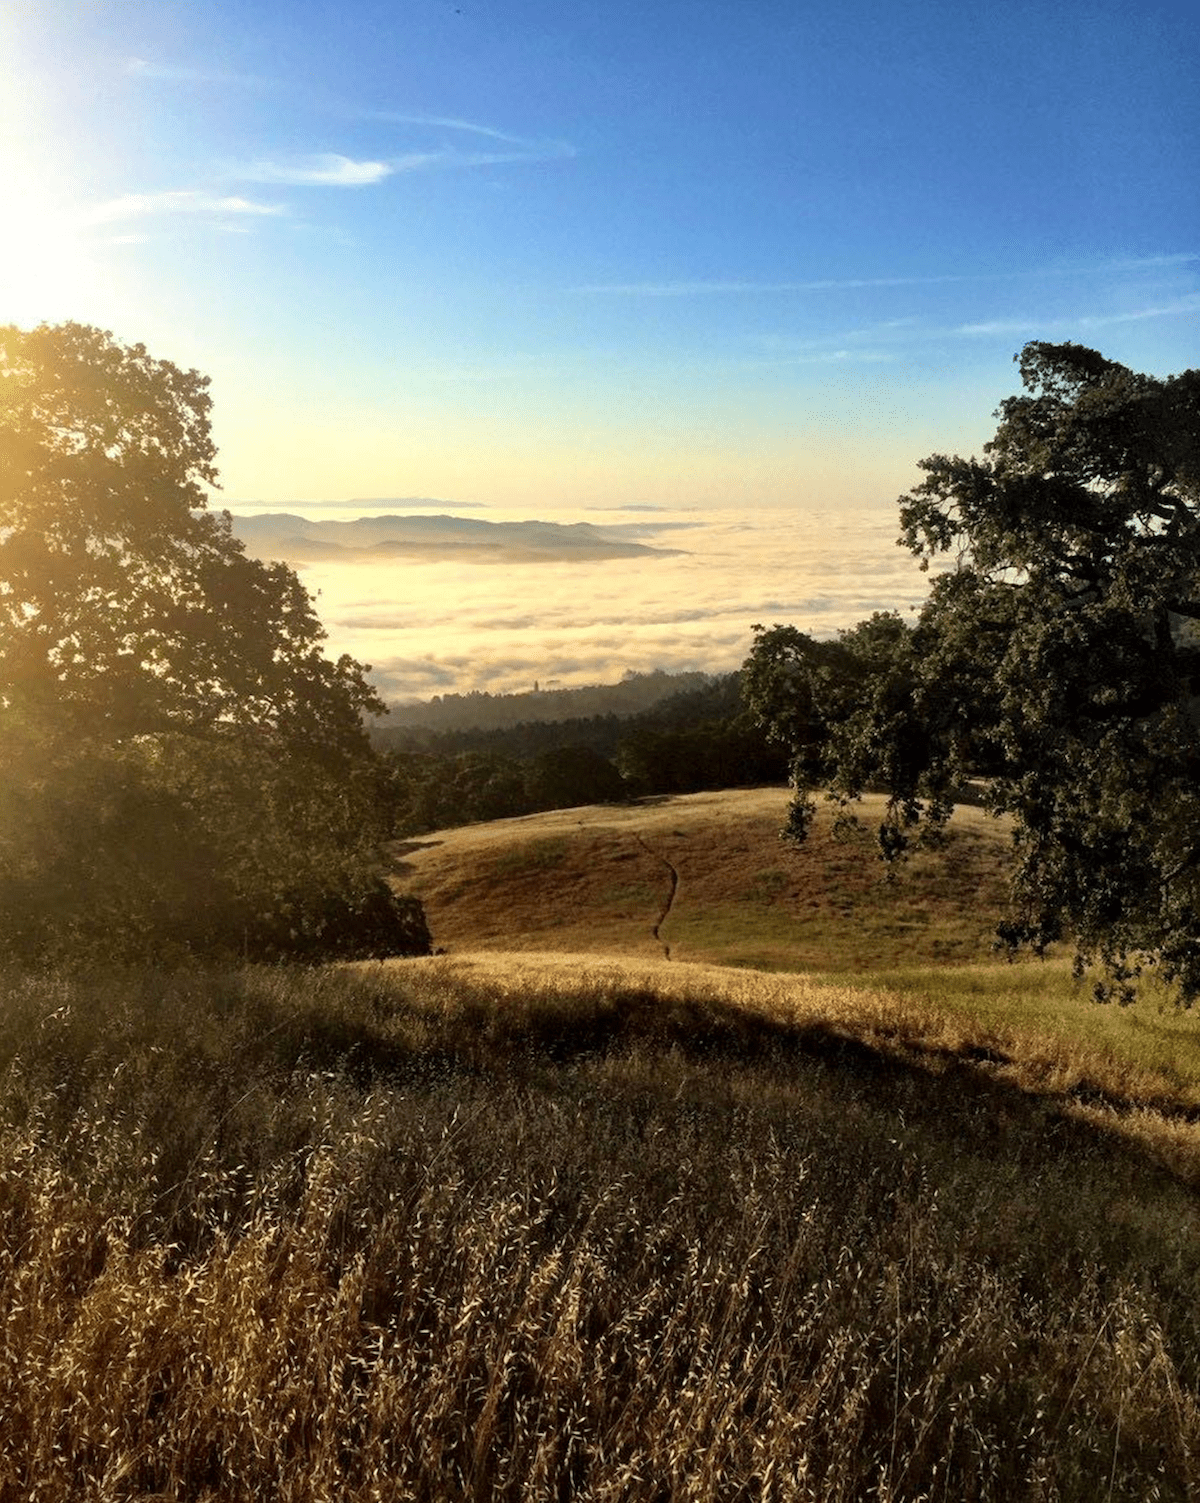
0,321,429,962
745,342,1200,1000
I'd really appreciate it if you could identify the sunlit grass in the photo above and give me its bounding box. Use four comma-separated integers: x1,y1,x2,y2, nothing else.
3,960,1200,1499
2,955,1200,1496
839,956,1200,1103
9,788,1200,1498
402,788,1016,970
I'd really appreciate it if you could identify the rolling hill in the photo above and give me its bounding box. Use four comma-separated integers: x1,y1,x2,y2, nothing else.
392,786,1015,972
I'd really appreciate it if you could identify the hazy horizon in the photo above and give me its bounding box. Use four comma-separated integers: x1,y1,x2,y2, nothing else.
225,495,936,704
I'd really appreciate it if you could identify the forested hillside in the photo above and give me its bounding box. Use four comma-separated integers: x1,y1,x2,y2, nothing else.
377,672,787,834
371,667,712,736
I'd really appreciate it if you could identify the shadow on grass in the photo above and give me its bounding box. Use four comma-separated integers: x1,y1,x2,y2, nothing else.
5,962,1198,1243
315,969,1200,1193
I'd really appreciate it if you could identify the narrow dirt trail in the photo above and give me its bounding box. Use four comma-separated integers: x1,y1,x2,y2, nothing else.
634,834,680,960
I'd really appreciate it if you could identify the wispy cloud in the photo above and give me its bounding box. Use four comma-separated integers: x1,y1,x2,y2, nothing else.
577,276,970,296
368,111,574,168
77,119,569,251
740,348,898,367
240,153,393,186
1097,254,1199,273
79,190,286,226
575,255,1199,297
382,143,574,173
233,134,573,190
126,56,270,88
956,293,1200,338
407,144,574,169
371,112,532,145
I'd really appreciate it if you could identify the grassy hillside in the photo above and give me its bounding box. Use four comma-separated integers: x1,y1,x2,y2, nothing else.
4,959,1200,1499
8,789,1200,1498
398,787,1200,1131
397,787,1020,970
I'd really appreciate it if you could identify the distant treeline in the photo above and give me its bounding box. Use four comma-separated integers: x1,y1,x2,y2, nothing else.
377,672,787,835
372,669,712,738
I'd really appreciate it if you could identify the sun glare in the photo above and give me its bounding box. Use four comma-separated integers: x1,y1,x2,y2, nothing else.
0,25,109,332
0,163,104,328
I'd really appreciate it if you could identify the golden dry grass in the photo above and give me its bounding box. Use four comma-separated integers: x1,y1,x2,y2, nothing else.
396,788,1015,970
7,790,1200,1498
4,960,1200,1499
387,949,1200,1185
396,788,1200,1135
4,961,1200,1500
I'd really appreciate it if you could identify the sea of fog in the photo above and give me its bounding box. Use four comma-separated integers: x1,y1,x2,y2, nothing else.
227,499,939,705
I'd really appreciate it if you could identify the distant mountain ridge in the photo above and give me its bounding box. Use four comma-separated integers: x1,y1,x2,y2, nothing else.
230,512,686,564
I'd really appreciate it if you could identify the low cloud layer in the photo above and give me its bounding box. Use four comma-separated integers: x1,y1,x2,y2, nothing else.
242,501,936,705
230,512,683,565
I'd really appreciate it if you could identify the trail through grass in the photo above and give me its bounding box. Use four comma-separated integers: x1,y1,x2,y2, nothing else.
398,787,1017,971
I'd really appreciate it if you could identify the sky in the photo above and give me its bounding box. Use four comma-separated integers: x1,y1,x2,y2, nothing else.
3,1,1198,697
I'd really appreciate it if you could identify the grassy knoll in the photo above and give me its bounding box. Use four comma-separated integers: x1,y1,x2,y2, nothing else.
400,788,1200,1156
396,788,1017,970
4,957,1200,1499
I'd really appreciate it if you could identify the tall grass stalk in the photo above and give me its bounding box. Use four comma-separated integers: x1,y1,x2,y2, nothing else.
2,960,1199,1499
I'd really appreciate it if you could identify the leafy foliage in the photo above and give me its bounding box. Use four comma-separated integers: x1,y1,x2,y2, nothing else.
0,321,378,753
742,612,930,844
0,322,429,962
746,341,1200,1000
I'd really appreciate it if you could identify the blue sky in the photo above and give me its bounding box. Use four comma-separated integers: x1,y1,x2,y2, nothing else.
4,0,1198,510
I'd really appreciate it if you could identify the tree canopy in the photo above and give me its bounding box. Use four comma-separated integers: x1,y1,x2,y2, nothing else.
0,322,428,963
0,321,379,758
745,341,1200,1001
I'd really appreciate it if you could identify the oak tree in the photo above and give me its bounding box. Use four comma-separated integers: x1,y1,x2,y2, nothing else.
746,342,1200,1000
0,322,428,962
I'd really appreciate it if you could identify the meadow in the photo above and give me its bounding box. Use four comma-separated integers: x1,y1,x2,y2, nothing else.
5,790,1200,1498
